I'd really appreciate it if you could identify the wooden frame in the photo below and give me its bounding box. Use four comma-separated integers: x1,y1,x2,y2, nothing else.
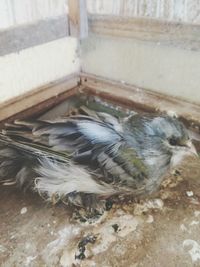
68,0,88,39
80,73,200,129
0,74,80,125
88,14,200,51
67,4,200,50
1,72,199,132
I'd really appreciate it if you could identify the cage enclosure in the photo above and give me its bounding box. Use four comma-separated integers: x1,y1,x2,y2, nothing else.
0,1,200,267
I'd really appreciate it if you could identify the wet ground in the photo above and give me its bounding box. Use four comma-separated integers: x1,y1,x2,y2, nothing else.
0,156,200,267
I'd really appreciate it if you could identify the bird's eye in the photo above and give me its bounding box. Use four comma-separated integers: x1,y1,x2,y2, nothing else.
168,137,177,146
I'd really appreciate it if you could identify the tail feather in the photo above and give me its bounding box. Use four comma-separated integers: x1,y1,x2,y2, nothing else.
0,143,36,189
0,133,116,198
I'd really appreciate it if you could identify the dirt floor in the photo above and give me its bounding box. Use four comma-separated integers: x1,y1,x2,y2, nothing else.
0,156,200,267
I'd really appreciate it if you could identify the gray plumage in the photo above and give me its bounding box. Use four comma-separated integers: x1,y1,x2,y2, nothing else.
0,105,197,212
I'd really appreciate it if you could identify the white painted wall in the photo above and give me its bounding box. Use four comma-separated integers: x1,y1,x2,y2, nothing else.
0,0,81,106
82,0,200,105
1,0,199,107
81,35,200,104
87,0,200,24
0,0,68,30
0,37,79,104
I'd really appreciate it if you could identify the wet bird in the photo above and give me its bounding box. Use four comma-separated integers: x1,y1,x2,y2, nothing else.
0,105,197,213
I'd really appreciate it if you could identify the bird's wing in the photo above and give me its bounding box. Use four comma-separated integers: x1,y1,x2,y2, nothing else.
1,110,123,175
4,110,123,157
0,133,118,205
2,108,148,193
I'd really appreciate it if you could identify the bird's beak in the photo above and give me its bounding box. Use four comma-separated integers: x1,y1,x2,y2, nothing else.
186,140,198,157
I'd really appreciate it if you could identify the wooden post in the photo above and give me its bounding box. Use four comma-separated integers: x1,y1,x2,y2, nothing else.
68,0,88,39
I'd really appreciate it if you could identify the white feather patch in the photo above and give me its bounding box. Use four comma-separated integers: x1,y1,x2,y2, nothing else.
34,158,115,199
77,122,119,143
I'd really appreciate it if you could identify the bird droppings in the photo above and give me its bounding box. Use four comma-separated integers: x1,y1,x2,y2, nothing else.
161,172,183,189
166,110,178,118
112,223,119,232
133,198,164,215
109,215,139,238
180,224,189,232
183,240,200,262
75,234,97,260
194,211,200,217
79,213,141,258
43,225,81,267
73,208,109,225
50,231,54,236
186,191,194,197
0,245,6,253
20,207,27,214
146,215,154,223
1,156,200,267
190,220,199,226
0,94,200,266
25,255,37,266
25,242,31,250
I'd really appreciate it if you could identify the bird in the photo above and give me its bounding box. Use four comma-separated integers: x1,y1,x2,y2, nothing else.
0,102,198,214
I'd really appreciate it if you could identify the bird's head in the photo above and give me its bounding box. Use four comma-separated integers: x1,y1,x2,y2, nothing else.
149,116,198,167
